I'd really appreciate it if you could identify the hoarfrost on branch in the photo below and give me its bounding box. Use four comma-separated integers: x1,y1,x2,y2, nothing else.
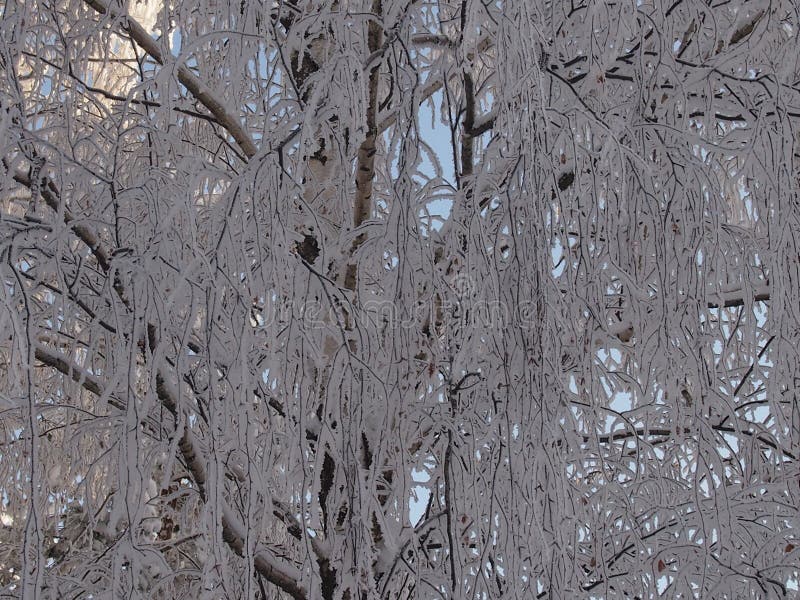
1,0,799,598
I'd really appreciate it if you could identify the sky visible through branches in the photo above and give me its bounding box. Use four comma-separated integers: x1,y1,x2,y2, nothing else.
1,0,800,598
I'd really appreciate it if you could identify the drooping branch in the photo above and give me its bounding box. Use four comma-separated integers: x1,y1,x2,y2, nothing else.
81,0,258,159
21,50,221,125
9,156,310,600
33,336,309,599
3,1,798,597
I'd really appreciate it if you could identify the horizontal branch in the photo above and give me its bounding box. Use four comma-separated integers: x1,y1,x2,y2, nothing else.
22,50,220,125
469,108,496,136
572,420,795,460
33,344,108,403
707,283,770,308
410,34,456,48
606,283,771,341
713,422,796,461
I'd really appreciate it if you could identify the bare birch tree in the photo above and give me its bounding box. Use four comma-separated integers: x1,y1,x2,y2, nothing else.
1,0,799,598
